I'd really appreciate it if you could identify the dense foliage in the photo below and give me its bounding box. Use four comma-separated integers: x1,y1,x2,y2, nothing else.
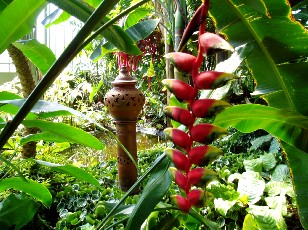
0,0,307,229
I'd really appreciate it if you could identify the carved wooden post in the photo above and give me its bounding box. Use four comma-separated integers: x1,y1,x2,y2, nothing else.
104,66,145,192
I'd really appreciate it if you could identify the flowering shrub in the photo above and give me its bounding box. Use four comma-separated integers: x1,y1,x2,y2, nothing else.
162,0,237,213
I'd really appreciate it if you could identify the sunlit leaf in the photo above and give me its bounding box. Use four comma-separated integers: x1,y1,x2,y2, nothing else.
246,205,287,230
13,39,56,74
0,0,46,54
0,177,52,206
22,120,105,150
210,0,308,115
213,104,308,152
36,160,100,186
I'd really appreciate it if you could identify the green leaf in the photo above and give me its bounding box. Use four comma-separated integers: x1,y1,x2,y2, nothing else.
271,164,291,182
125,157,171,230
0,177,52,206
91,19,159,60
0,0,46,54
0,91,22,100
42,9,71,28
13,39,56,74
36,160,100,186
20,131,72,144
213,104,308,153
243,214,259,230
265,181,294,197
48,0,141,55
125,19,160,41
246,205,287,230
260,153,277,171
264,195,288,216
214,198,237,217
22,120,105,150
282,142,308,228
237,171,265,204
0,0,13,12
0,99,90,119
249,134,273,151
0,104,38,119
243,158,263,173
123,8,151,30
207,181,240,201
0,193,40,229
210,0,308,115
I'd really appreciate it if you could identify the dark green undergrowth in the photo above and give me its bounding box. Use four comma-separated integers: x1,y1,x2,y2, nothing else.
0,130,302,230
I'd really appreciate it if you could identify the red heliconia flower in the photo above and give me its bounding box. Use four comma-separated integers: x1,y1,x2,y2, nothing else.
169,167,190,192
162,79,197,101
164,106,195,126
195,71,238,90
190,124,228,144
165,52,196,73
179,2,209,51
187,167,218,187
187,189,205,208
164,128,191,149
165,148,190,172
172,195,192,213
199,32,234,56
191,99,231,118
188,145,223,166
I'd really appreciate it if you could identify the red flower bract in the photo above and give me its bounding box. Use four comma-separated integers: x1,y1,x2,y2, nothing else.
187,189,205,208
165,52,196,73
165,148,190,172
172,195,192,213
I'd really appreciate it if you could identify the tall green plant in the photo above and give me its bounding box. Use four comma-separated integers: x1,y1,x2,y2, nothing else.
207,0,308,228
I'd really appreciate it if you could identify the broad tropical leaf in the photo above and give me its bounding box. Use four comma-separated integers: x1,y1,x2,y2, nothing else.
91,19,160,60
123,7,151,29
47,0,141,55
42,9,71,28
0,0,46,54
213,104,308,152
0,0,13,12
0,178,52,207
22,120,105,150
0,193,40,229
210,0,308,115
282,142,308,229
13,40,56,74
36,160,100,186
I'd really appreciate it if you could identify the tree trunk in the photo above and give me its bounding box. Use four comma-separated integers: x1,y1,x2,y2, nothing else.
7,44,38,158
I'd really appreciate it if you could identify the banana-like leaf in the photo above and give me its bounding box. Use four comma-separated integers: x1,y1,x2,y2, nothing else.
36,160,100,186
281,142,308,229
22,120,105,150
213,104,308,153
210,0,308,116
47,0,141,55
13,40,56,74
0,0,13,12
91,19,160,60
0,177,52,207
42,9,71,28
0,0,47,54
123,7,150,30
